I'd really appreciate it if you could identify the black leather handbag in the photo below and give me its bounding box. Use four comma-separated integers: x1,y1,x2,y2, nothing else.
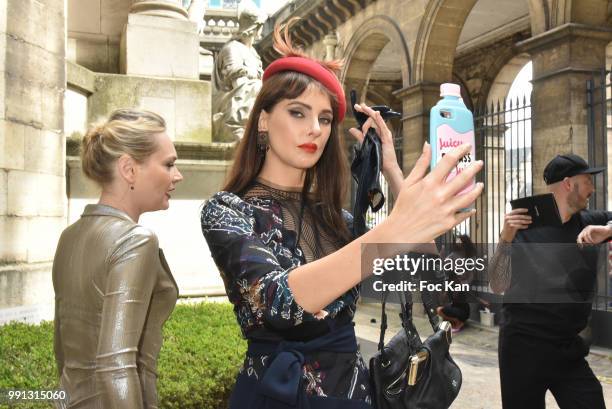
369,286,462,409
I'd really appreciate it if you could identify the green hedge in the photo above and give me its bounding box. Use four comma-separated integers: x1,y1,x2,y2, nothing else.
0,302,246,409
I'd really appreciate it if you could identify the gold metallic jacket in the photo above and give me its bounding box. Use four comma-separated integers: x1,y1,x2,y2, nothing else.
52,204,178,409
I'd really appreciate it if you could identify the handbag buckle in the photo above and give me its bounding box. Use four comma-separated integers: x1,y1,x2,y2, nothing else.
407,350,428,386
439,320,452,345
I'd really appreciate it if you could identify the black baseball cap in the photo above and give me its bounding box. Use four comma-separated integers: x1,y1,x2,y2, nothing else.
543,153,605,185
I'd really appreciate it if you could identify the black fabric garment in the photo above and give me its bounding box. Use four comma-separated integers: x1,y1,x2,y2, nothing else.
499,209,611,409
499,330,605,409
502,209,611,341
350,122,384,238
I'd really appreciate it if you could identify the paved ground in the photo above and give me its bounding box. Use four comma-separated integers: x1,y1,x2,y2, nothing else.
355,302,612,409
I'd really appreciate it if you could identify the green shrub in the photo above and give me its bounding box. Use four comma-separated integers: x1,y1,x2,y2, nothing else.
158,302,246,408
0,302,246,409
0,321,57,409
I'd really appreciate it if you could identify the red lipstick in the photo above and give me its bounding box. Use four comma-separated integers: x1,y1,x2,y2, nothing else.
298,143,317,153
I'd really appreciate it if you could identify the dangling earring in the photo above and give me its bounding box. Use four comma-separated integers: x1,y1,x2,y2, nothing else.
257,131,269,154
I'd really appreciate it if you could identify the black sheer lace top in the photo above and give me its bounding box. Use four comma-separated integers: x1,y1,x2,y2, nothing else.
242,179,346,262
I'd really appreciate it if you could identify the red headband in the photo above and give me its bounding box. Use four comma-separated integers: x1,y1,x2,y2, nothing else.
263,56,346,122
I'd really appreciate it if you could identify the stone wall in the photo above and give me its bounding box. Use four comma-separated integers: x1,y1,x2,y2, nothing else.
0,0,66,319
1,0,66,263
88,73,211,143
67,0,132,73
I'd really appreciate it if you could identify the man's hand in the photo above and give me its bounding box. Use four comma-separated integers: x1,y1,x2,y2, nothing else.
577,224,612,244
499,208,532,242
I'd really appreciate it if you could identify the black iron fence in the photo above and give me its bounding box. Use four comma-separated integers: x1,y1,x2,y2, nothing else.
587,68,612,314
586,69,610,212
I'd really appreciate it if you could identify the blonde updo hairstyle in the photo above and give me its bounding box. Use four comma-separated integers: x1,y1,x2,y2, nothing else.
81,109,166,185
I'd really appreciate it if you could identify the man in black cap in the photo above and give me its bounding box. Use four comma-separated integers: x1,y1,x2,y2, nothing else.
489,153,610,409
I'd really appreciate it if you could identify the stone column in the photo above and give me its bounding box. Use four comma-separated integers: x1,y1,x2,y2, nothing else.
395,82,440,173
0,0,66,321
121,0,199,79
518,24,612,194
323,33,338,61
130,0,189,20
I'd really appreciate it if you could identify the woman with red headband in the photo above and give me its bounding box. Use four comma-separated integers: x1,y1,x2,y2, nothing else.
201,19,483,409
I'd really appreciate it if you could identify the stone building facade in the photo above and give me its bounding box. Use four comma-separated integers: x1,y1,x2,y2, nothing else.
1,0,230,324
259,0,612,193
1,0,67,322
1,0,612,343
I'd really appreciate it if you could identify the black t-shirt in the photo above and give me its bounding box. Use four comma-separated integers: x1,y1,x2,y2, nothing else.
501,210,611,341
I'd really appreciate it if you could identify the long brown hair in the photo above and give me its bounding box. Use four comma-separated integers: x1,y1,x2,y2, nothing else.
223,18,351,243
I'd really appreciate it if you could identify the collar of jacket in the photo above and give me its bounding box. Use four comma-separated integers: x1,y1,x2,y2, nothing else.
82,204,134,222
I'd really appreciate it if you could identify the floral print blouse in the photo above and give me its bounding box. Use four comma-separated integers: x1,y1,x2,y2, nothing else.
201,180,372,403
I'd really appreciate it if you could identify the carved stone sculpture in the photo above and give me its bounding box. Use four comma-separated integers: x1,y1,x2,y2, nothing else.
187,0,206,34
212,0,266,142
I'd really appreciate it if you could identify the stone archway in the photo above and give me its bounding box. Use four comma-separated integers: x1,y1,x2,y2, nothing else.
340,14,411,102
413,0,551,85
400,0,479,178
413,0,478,84
485,53,532,108
340,16,410,209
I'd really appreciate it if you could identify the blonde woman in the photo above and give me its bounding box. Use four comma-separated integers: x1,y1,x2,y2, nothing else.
53,109,183,408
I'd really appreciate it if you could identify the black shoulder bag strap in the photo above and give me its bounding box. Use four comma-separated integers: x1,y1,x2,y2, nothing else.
377,267,443,362
377,274,423,363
